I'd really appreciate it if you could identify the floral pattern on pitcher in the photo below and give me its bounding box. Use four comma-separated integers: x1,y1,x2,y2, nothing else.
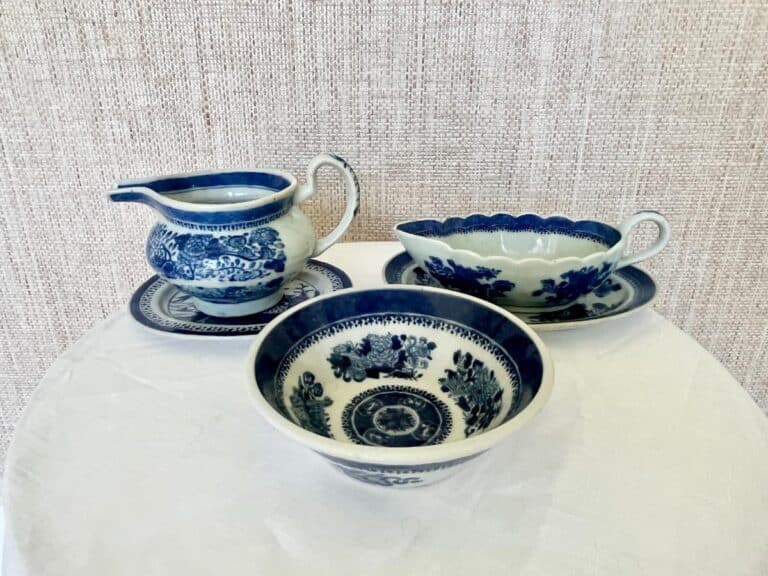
147,224,286,282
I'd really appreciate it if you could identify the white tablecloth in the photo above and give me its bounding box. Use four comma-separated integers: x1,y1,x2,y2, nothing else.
4,242,768,575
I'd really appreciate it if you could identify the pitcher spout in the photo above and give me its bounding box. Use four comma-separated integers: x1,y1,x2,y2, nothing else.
108,185,160,206
107,184,182,223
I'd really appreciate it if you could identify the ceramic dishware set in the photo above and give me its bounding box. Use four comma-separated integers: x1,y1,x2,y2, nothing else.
110,153,670,487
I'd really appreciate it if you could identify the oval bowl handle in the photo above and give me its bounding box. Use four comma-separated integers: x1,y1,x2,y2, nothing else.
616,210,671,269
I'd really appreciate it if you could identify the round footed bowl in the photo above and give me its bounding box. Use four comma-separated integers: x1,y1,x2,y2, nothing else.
247,286,553,487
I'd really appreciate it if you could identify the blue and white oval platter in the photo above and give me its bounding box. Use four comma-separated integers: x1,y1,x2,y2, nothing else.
383,251,656,331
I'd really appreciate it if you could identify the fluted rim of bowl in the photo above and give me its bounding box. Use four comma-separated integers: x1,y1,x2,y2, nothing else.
245,286,554,467
394,212,625,267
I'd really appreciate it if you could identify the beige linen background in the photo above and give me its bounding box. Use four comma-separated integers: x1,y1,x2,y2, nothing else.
1,0,767,470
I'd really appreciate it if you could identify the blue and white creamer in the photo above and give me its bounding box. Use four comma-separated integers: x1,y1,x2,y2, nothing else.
109,153,360,317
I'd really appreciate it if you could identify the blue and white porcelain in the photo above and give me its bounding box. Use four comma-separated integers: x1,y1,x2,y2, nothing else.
110,153,360,317
247,286,553,487
130,260,352,337
383,251,657,331
395,211,669,308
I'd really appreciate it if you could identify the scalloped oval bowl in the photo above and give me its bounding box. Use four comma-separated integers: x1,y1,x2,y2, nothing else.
247,286,553,488
395,212,668,309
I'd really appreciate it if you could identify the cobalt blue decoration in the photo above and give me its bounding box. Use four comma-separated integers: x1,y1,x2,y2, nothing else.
395,211,670,308
423,257,515,300
111,153,360,317
383,252,657,329
341,385,452,447
531,262,613,305
130,260,352,336
439,351,503,436
248,287,553,487
327,333,437,382
290,372,334,439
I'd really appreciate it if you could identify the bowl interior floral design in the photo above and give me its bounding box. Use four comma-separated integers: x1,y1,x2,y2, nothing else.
248,286,553,487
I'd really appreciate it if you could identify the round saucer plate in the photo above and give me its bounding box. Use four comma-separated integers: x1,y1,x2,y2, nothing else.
130,260,353,337
383,252,656,331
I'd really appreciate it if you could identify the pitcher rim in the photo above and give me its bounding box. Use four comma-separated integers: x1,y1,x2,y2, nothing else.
113,168,299,213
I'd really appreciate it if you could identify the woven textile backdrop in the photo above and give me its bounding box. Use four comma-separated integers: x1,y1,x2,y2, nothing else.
2,0,768,469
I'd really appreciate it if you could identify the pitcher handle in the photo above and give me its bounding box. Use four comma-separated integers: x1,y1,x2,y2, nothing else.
616,210,671,269
294,153,360,257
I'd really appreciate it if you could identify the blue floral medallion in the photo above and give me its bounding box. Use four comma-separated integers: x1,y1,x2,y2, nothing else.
423,256,515,300
147,223,286,283
439,351,503,436
130,260,352,336
531,262,613,305
290,372,333,438
328,333,437,382
341,385,452,447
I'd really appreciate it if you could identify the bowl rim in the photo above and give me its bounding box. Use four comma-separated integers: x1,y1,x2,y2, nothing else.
245,285,554,466
394,212,625,267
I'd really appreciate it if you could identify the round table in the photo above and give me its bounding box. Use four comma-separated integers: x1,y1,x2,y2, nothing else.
4,242,768,576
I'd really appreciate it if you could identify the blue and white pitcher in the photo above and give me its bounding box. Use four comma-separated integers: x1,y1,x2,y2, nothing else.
109,153,359,317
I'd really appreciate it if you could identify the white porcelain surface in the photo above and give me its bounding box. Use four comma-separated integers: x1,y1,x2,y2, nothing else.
438,230,605,258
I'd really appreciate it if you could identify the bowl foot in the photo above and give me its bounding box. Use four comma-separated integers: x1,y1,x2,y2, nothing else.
324,452,482,488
